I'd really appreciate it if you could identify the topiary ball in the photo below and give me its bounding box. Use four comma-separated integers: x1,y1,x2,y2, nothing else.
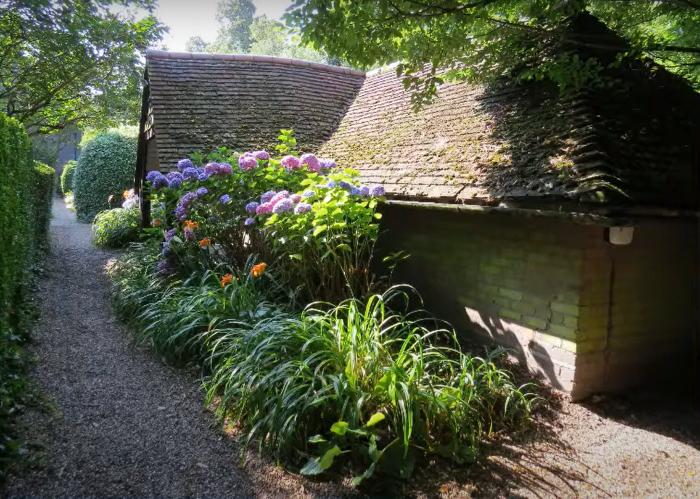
60,159,78,196
73,132,136,222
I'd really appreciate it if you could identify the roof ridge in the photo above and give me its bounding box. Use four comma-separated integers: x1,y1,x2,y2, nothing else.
145,50,366,77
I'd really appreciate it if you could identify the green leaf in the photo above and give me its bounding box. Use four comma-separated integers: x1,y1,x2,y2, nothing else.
330,421,349,435
312,225,327,237
365,412,385,427
308,434,327,444
350,462,377,487
300,445,342,475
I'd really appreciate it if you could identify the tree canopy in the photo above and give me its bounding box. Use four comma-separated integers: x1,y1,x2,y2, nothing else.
0,0,163,134
184,0,333,64
286,0,700,104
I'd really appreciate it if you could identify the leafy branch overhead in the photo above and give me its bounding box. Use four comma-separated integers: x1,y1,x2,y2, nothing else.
286,0,700,105
0,0,164,133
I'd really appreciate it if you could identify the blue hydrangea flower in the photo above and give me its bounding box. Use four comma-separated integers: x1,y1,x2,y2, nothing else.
350,187,361,195
245,201,259,214
197,172,210,181
319,159,337,169
369,185,385,196
339,181,354,191
219,194,231,204
326,180,337,188
272,198,294,214
177,158,194,171
260,190,276,203
146,170,161,182
244,217,256,226
164,228,177,242
182,167,199,180
302,190,315,198
359,186,370,197
196,187,208,197
168,177,183,188
294,203,312,214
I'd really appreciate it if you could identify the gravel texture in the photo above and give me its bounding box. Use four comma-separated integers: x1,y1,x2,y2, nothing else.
3,197,700,498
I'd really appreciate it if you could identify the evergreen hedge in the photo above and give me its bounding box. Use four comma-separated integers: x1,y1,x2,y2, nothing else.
0,113,54,480
73,131,136,222
60,159,77,195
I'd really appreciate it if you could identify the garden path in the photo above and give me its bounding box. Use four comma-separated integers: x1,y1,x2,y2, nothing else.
2,197,345,497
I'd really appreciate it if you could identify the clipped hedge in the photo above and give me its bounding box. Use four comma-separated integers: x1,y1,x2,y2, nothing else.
60,159,77,195
0,113,54,480
92,208,141,249
73,131,136,222
32,161,56,250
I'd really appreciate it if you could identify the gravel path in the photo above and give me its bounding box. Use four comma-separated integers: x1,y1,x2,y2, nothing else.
3,197,700,498
2,198,348,498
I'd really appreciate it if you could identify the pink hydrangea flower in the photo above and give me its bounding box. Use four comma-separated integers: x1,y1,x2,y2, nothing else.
281,155,300,170
290,194,302,203
239,154,257,171
300,153,321,172
256,202,274,215
253,150,270,160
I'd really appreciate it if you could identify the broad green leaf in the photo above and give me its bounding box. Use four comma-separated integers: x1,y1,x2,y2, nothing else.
365,412,385,427
330,421,349,435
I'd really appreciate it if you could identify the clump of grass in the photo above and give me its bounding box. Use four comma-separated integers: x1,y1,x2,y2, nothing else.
205,285,535,481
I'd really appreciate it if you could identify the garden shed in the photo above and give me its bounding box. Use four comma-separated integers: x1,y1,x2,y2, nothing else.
136,15,700,400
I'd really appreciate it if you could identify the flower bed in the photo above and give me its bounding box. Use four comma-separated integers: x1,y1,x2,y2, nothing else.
109,131,534,485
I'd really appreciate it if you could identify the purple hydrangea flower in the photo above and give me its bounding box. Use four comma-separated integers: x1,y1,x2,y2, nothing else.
218,163,233,175
290,194,302,203
302,190,315,198
339,181,354,191
168,177,183,188
300,153,321,172
204,162,220,174
219,194,231,204
319,159,337,169
326,180,337,188
253,150,270,160
272,198,294,214
177,158,195,171
167,171,183,181
196,187,208,197
182,167,199,180
244,217,256,226
350,187,361,196
294,202,312,214
238,155,257,171
359,186,370,197
174,191,198,221
183,227,195,241
256,202,273,215
146,171,169,189
245,201,259,214
281,155,300,170
164,228,177,242
369,185,385,197
197,172,210,181
156,259,173,275
146,170,161,182
260,190,276,203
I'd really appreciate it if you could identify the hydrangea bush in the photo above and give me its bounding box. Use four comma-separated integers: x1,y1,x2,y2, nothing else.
146,131,385,302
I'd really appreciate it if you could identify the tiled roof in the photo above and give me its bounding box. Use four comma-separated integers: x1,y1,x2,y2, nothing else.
145,51,365,169
319,63,700,208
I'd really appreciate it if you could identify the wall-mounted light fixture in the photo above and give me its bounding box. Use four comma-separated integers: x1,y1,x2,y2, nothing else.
606,226,635,245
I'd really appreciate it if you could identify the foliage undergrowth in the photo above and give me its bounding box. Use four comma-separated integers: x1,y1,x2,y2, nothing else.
0,114,54,481
92,207,141,249
108,130,534,485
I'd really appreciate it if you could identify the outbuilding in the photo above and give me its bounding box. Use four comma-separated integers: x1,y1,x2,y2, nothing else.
136,15,699,400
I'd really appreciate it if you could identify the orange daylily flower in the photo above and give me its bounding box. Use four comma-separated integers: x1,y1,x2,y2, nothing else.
198,237,212,248
220,273,234,287
251,262,267,278
183,220,198,230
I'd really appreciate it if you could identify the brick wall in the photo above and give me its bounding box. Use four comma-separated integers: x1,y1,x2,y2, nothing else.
378,204,698,399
